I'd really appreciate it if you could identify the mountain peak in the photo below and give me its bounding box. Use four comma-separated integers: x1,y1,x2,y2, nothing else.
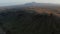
25,2,37,5
31,2,37,3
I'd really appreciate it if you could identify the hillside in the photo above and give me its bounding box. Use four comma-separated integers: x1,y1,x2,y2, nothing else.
0,2,60,34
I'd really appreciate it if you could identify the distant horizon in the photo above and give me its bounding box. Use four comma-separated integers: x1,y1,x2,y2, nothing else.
0,2,60,7
0,0,60,6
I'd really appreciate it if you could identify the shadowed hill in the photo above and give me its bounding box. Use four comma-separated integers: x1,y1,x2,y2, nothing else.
0,9,60,34
0,2,60,34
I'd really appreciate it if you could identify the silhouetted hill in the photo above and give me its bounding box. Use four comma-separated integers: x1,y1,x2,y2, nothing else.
0,8,59,34
0,2,60,34
0,2,60,9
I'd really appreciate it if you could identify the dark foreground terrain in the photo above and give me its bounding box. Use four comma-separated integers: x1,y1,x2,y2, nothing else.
0,8,60,34
0,2,60,34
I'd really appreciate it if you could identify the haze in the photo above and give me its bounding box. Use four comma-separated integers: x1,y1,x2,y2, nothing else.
0,0,60,6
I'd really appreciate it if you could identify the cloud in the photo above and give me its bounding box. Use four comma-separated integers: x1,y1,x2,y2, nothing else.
0,0,60,6
35,0,60,4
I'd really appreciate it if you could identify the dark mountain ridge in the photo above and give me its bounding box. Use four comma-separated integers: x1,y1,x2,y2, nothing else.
0,2,60,34
0,2,60,9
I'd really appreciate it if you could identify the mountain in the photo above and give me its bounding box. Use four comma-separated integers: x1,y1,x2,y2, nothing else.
0,2,60,16
0,2,60,9
0,2,60,34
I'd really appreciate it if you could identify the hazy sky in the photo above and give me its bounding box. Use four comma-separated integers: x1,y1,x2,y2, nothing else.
0,0,60,6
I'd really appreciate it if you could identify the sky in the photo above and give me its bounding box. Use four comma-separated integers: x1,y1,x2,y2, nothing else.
0,0,60,6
